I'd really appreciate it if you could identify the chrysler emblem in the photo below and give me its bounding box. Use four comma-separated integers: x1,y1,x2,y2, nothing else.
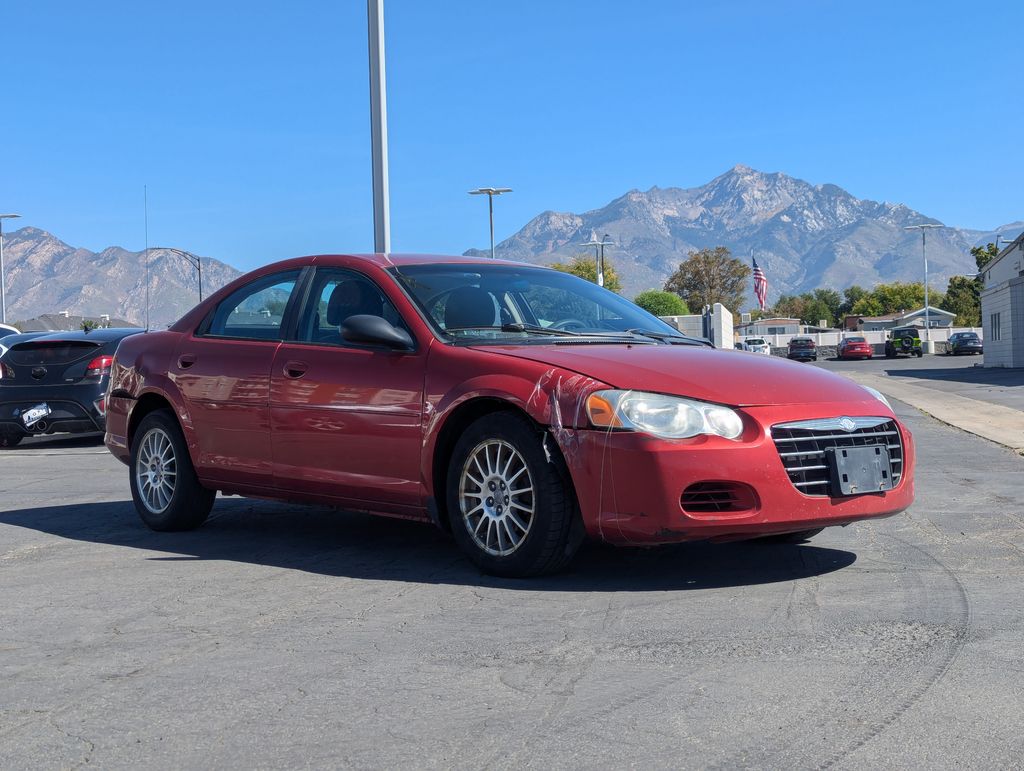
838,417,857,432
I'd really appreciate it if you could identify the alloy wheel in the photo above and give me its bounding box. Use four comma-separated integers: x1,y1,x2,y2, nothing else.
135,427,177,514
459,439,535,556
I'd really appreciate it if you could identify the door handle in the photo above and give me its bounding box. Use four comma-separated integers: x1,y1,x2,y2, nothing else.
283,360,308,379
177,354,196,369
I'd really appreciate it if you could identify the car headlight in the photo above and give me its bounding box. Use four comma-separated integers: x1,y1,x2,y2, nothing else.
586,390,744,440
862,385,892,411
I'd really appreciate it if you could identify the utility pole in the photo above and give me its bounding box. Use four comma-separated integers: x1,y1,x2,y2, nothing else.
0,214,22,325
153,247,204,302
469,188,512,258
904,223,943,351
367,0,391,253
582,234,615,287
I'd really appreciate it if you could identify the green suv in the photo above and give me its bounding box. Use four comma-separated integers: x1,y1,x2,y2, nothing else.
885,327,923,358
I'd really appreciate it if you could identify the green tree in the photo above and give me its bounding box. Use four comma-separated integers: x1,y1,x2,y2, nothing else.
81,319,99,332
942,275,980,326
850,281,943,317
663,246,750,312
770,291,838,327
633,290,689,317
839,285,869,317
550,254,622,294
972,242,999,274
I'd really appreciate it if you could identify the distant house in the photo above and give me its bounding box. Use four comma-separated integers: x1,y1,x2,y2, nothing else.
18,312,138,332
980,233,1024,368
848,306,956,332
734,317,801,336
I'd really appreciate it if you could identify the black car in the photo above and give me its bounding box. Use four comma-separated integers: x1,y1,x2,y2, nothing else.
948,331,983,356
0,328,142,447
787,336,817,361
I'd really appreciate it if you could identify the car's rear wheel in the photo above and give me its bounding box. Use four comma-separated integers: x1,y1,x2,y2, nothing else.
0,429,23,448
130,410,214,531
446,412,580,577
760,527,824,544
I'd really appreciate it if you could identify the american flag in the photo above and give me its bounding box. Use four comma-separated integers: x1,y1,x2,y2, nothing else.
752,257,768,310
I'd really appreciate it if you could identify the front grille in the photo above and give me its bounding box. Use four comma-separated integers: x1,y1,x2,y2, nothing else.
771,417,904,497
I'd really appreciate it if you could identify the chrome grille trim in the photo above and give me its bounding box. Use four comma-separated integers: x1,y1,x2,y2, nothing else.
770,417,904,497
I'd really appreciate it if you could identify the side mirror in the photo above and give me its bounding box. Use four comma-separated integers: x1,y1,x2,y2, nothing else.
341,314,414,350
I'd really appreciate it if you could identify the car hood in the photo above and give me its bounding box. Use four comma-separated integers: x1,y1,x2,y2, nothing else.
474,343,877,407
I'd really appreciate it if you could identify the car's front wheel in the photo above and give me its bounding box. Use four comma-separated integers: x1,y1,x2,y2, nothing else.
446,412,581,577
130,410,214,531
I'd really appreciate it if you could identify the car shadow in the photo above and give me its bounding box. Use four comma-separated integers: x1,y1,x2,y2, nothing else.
0,498,857,591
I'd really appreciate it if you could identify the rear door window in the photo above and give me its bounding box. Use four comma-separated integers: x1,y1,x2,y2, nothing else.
202,271,300,340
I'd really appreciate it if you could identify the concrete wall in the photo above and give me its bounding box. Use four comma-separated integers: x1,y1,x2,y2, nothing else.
985,242,1023,287
660,305,733,349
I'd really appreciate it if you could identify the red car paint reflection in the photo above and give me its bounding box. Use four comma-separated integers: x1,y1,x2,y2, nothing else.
105,254,914,577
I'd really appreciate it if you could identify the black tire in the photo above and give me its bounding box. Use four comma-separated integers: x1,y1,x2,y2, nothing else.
916,350,923,358
129,409,214,531
760,527,824,544
0,430,23,448
446,412,581,577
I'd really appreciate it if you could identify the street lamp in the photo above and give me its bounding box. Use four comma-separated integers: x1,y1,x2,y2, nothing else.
904,223,943,348
0,213,22,325
469,187,512,258
153,247,203,302
582,234,615,287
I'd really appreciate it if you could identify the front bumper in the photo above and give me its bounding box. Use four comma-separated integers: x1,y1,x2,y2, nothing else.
561,401,915,545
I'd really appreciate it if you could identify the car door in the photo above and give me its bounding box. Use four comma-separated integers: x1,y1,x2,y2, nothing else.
269,267,427,511
173,269,303,488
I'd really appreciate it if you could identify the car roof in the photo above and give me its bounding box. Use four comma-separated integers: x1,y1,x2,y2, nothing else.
302,253,541,270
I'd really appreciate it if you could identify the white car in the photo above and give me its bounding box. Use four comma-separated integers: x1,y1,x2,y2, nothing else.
744,337,772,355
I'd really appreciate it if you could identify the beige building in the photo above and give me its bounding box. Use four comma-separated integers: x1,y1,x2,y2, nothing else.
980,233,1024,368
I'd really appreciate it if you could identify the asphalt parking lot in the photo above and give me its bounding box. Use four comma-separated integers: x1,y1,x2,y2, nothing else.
817,351,1024,412
2,399,1023,768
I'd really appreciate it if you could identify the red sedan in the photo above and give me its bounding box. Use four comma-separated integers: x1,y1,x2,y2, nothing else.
839,336,874,360
105,255,915,576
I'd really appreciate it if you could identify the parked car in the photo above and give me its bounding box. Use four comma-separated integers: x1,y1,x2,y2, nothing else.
0,328,143,447
104,254,915,577
947,331,983,356
787,336,817,361
743,337,771,355
0,329,47,358
885,327,923,358
838,336,873,360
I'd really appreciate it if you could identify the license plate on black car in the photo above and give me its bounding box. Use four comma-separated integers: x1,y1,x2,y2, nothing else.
826,445,893,496
21,403,51,427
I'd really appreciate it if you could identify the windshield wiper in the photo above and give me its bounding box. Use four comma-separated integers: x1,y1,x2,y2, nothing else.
445,323,582,337
623,328,703,344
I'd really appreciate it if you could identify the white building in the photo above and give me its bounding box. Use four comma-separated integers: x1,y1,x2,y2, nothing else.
734,317,801,336
851,306,956,332
980,233,1024,368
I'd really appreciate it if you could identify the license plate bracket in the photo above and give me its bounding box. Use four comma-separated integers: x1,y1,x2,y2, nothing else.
826,444,893,496
21,403,51,428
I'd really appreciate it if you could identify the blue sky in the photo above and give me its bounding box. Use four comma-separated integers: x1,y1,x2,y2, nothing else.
2,0,1021,270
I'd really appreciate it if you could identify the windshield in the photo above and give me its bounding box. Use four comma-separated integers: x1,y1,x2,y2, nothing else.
746,338,766,345
845,336,866,343
390,263,685,341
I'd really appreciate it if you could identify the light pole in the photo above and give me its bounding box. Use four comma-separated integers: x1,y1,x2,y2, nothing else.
153,247,203,302
582,234,615,287
367,0,391,253
469,187,512,258
904,223,943,349
0,214,22,325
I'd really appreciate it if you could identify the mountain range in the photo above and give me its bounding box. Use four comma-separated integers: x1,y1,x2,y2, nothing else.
465,165,1023,305
3,166,1020,325
0,227,241,328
